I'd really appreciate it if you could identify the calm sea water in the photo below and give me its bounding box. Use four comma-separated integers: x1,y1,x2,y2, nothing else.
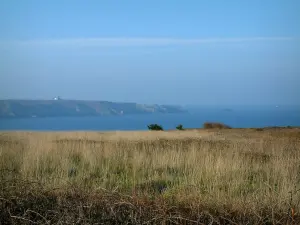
0,106,299,131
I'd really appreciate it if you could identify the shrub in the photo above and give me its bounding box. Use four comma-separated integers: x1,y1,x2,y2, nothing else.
147,124,164,131
176,124,184,130
203,122,232,129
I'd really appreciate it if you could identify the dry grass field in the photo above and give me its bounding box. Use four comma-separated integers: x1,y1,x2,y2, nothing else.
1,128,300,224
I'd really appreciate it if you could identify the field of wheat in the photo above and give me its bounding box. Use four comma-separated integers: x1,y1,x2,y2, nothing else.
1,128,300,224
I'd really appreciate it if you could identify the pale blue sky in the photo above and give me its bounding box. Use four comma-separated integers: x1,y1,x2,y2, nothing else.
0,0,299,105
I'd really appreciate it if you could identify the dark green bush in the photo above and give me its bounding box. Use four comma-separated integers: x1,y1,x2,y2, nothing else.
147,124,164,131
176,124,184,130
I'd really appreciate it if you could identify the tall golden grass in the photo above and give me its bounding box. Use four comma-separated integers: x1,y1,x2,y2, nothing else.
0,128,300,224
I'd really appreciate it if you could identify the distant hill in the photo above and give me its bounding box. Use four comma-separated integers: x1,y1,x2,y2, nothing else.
0,99,187,118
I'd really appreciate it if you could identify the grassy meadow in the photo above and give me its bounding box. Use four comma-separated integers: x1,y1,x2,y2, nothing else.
0,128,300,224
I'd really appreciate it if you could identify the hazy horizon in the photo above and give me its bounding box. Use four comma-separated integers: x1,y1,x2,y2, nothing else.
1,98,300,108
1,0,299,105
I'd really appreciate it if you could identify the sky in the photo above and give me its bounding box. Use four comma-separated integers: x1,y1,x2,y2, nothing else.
0,0,299,105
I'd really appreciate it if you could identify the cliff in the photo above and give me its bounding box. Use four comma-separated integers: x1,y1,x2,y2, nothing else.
0,100,187,118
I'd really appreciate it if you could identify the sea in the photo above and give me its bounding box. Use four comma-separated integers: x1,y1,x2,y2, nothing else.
0,106,299,131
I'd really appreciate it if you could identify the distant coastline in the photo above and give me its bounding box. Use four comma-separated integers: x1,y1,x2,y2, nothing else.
0,99,187,118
